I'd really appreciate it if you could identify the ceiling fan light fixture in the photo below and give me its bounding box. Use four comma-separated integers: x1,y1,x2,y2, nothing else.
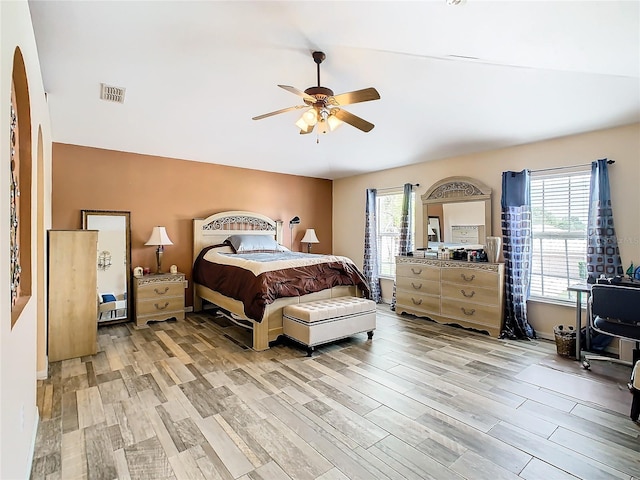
318,118,328,135
295,116,309,130
302,108,318,126
327,113,343,131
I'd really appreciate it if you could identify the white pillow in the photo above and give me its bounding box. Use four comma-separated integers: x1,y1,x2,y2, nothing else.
226,234,287,253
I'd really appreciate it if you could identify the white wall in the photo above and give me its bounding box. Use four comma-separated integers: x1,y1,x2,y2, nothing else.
333,123,640,340
1,1,52,477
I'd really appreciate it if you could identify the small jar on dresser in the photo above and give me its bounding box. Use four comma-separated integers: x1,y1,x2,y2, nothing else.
133,272,186,327
395,256,505,337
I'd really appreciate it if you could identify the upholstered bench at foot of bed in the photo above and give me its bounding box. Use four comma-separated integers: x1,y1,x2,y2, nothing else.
282,297,376,356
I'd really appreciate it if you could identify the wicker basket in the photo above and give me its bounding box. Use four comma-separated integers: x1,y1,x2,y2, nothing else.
554,325,576,358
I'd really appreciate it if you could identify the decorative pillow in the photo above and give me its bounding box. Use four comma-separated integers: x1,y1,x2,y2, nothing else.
225,234,287,253
101,293,117,303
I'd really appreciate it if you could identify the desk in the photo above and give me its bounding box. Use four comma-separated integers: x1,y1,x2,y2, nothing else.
567,283,591,360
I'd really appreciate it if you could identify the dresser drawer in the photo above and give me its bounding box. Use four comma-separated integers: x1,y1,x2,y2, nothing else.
136,281,184,300
441,283,497,305
396,263,440,282
396,291,440,312
441,299,501,324
441,268,497,288
397,277,440,296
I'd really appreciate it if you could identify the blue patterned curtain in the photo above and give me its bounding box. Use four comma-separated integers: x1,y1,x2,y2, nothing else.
364,189,382,303
587,158,622,280
501,170,535,339
391,183,414,310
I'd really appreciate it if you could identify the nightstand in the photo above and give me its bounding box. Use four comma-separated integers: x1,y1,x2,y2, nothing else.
133,272,186,327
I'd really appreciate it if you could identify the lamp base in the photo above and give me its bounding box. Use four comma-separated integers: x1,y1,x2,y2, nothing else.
156,246,164,274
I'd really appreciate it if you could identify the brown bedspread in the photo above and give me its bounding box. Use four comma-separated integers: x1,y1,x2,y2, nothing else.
193,247,371,322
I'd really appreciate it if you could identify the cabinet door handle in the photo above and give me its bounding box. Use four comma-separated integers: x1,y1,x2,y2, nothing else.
154,302,169,310
411,268,422,275
461,307,475,316
411,282,423,290
154,287,170,295
460,274,475,282
460,289,475,298
411,298,423,305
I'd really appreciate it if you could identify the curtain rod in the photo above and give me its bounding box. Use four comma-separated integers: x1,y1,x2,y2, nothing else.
376,183,420,192
530,159,615,174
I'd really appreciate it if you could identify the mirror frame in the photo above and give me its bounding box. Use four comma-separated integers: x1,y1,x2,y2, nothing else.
81,210,132,324
421,176,492,251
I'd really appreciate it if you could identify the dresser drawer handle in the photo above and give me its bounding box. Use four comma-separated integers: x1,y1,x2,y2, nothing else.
154,287,170,295
411,268,422,275
461,307,475,316
411,282,423,290
411,298,423,305
460,289,475,298
154,302,170,310
460,274,475,282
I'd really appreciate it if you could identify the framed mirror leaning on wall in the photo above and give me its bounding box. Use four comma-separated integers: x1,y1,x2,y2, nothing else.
82,210,132,324
421,176,492,254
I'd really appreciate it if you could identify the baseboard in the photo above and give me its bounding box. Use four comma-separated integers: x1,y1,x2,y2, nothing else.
184,306,193,313
37,356,48,380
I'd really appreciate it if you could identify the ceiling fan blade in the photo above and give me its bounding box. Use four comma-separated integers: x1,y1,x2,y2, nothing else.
278,85,316,103
252,104,306,121
329,87,380,106
332,109,375,133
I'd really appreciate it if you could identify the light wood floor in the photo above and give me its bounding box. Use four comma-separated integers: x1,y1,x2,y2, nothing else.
31,307,640,480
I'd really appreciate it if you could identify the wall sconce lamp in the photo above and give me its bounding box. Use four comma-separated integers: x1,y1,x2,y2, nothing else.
145,226,174,274
97,250,112,270
301,228,319,253
289,216,300,249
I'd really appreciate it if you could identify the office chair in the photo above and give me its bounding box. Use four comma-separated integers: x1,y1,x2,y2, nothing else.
583,284,640,421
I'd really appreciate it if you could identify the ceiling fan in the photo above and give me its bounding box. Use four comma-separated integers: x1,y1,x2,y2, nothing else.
252,51,380,135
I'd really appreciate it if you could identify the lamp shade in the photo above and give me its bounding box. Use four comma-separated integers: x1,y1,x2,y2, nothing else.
145,226,173,246
301,229,319,244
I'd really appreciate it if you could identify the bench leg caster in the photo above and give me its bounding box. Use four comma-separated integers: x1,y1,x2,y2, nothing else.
306,346,315,357
367,331,374,340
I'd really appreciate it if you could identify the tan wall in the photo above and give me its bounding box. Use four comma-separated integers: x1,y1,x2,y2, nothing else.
333,123,640,340
51,143,333,306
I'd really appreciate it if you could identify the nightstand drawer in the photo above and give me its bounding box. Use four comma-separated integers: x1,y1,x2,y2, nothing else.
136,296,184,316
136,282,184,300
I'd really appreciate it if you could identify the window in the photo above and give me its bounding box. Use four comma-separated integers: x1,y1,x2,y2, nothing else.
377,191,414,277
530,168,590,302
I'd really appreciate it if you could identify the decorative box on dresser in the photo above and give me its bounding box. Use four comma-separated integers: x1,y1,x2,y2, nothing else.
133,272,186,327
48,230,98,362
396,256,505,337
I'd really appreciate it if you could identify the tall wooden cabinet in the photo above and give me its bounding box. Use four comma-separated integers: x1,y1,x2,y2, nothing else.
48,230,98,362
396,256,505,337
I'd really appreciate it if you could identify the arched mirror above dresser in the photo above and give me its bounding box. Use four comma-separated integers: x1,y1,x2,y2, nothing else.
421,176,492,254
396,176,504,337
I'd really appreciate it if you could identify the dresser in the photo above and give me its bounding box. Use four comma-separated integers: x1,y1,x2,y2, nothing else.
48,230,98,361
133,272,186,327
396,256,505,337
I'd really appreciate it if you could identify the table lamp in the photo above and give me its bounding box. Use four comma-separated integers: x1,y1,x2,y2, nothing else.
145,226,173,273
301,228,319,253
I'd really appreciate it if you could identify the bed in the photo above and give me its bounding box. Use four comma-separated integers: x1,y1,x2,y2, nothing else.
192,211,370,351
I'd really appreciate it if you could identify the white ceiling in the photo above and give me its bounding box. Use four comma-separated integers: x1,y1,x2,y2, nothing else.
28,1,640,180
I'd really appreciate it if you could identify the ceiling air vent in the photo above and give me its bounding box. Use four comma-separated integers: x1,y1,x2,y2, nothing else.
100,83,126,103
